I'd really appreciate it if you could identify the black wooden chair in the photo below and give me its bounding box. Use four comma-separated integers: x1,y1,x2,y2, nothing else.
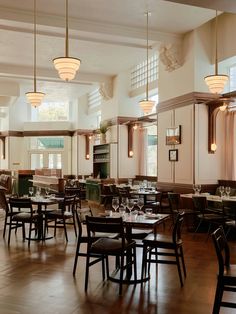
141,212,186,287
222,199,236,238
0,190,19,239
8,197,39,247
192,196,224,240
168,192,197,229
85,216,137,295
211,226,236,313
44,195,77,241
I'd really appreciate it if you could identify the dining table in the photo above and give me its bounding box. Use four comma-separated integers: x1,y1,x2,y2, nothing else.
130,189,161,205
30,196,63,240
102,212,170,284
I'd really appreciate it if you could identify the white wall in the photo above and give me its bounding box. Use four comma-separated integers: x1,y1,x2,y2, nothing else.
195,104,225,184
77,135,93,176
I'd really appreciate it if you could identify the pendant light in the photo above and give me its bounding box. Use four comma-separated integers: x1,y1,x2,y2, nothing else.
26,0,45,108
204,10,228,94
139,12,155,114
53,0,81,81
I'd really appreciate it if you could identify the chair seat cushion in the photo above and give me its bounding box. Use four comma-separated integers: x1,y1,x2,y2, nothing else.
198,213,224,220
12,212,39,221
90,238,135,254
143,233,182,248
47,210,73,218
128,228,153,240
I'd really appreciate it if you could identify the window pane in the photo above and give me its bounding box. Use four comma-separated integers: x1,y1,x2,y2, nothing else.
31,102,69,121
48,154,62,169
30,137,64,150
31,154,43,170
147,125,157,176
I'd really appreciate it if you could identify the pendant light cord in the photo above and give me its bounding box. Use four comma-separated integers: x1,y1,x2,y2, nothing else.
65,0,69,57
146,12,149,100
215,10,218,75
34,0,36,92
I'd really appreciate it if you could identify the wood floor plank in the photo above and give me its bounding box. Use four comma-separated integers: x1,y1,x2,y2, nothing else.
1,217,236,313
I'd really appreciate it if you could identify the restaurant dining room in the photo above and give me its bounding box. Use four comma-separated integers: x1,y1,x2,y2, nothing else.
0,0,236,313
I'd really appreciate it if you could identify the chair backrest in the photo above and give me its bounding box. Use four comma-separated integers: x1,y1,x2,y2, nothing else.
9,197,33,214
192,196,207,214
0,190,9,212
222,200,236,221
61,195,76,212
86,216,125,245
172,212,185,243
211,227,230,276
168,192,180,212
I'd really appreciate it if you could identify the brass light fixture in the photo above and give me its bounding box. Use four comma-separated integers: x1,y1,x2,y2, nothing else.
26,0,45,108
204,10,228,94
53,0,81,81
139,12,155,114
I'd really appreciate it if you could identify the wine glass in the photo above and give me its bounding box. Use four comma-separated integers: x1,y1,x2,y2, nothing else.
112,197,119,212
45,187,50,197
219,186,225,198
35,187,41,199
193,184,197,194
196,184,201,194
137,197,144,213
121,197,128,210
225,186,231,198
29,187,34,197
127,199,134,215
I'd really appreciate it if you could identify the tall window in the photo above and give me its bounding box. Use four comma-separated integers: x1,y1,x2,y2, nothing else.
31,102,69,121
88,88,102,109
131,53,158,90
146,125,157,176
29,137,64,170
229,64,236,92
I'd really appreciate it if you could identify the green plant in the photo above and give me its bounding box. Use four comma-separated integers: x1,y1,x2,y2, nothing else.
99,121,110,134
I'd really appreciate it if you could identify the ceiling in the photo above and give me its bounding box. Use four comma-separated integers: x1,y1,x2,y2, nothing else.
0,0,234,102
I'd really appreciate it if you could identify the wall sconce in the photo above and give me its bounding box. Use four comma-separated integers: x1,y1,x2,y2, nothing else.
0,137,5,160
133,124,138,130
128,125,134,158
85,135,90,160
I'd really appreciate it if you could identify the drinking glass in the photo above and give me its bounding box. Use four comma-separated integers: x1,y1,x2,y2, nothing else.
112,197,119,212
145,208,153,216
121,197,128,210
35,187,41,199
29,187,34,197
45,187,50,196
196,184,201,194
137,197,144,212
193,184,197,194
225,186,231,198
219,186,225,198
127,199,134,215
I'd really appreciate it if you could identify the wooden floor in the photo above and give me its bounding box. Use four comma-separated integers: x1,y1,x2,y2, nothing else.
0,214,236,314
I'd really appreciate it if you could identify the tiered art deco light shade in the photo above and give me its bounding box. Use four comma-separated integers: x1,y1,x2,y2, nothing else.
53,0,81,81
204,11,228,94
26,0,45,108
139,12,155,114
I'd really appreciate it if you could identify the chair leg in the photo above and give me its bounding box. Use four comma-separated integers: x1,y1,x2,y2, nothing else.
3,217,7,238
73,240,81,276
8,218,12,245
212,279,224,314
194,218,203,234
119,254,124,295
141,244,148,281
63,218,68,241
133,247,137,282
180,246,186,277
175,247,184,287
22,223,26,240
85,254,90,292
72,213,77,237
28,221,32,247
54,219,57,237
104,256,109,280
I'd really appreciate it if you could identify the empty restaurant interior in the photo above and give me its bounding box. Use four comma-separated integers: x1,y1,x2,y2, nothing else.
0,0,236,313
